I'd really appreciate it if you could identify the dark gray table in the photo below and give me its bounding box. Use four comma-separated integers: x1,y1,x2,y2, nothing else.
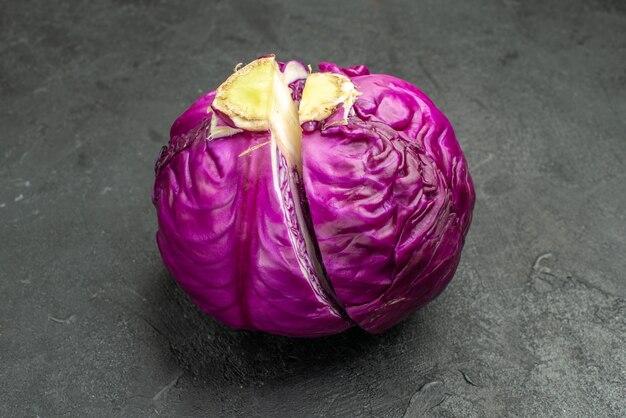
2,0,624,416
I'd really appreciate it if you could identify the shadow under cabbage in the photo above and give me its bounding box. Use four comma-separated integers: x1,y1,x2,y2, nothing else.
150,268,412,386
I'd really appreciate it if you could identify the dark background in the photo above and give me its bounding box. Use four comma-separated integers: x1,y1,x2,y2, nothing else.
1,0,625,416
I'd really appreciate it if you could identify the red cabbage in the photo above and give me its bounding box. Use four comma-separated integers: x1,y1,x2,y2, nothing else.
153,57,475,337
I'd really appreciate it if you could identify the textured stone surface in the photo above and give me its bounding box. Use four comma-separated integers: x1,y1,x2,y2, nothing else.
1,0,624,416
